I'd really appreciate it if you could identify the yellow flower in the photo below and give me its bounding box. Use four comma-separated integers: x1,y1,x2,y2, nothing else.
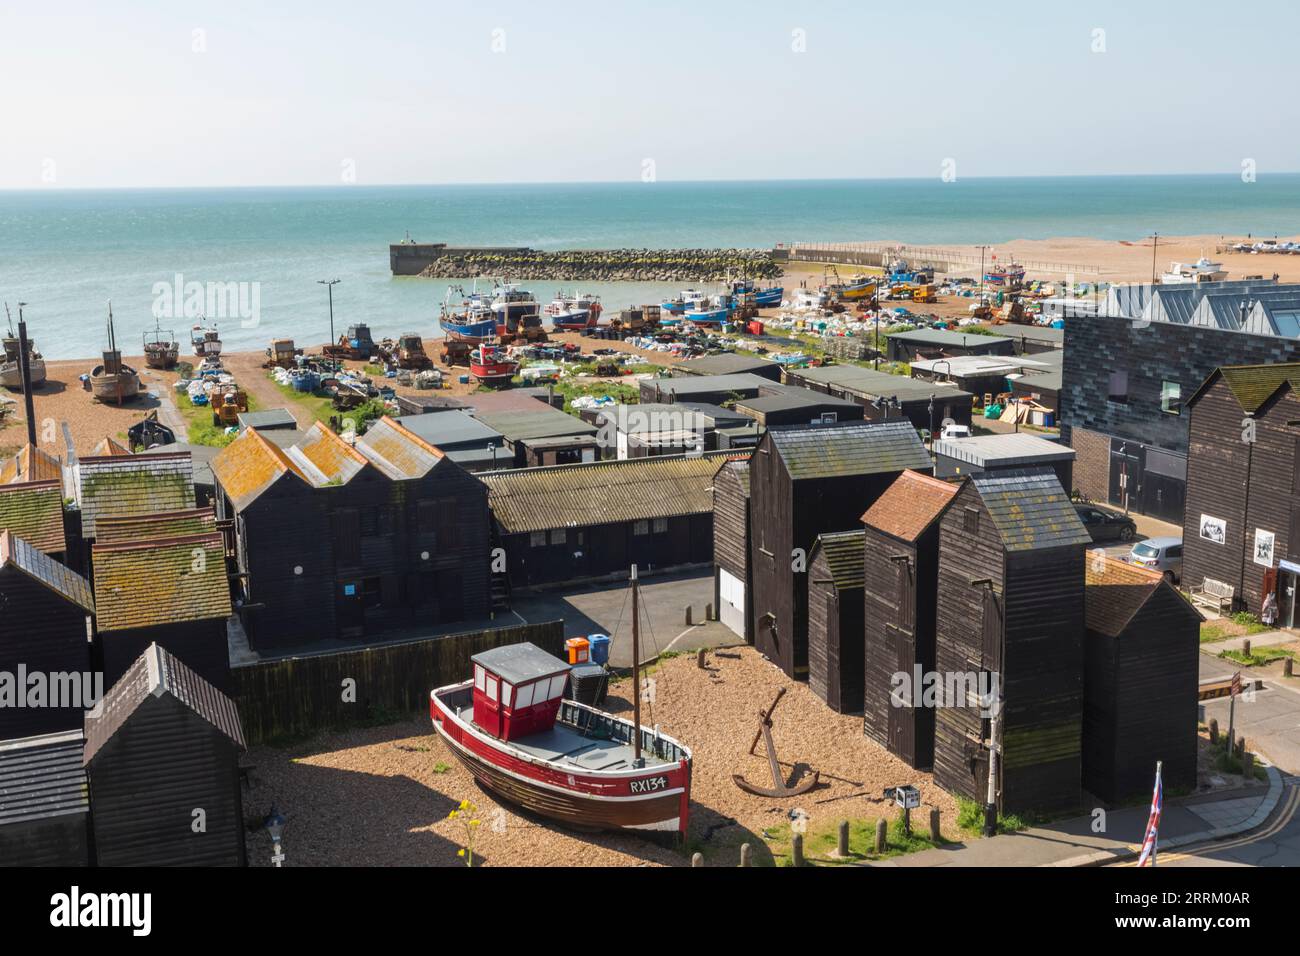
470,819,481,827
459,799,470,811
457,849,465,857
448,810,459,819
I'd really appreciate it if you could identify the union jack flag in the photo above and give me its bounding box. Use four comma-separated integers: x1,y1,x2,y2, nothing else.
1137,762,1163,867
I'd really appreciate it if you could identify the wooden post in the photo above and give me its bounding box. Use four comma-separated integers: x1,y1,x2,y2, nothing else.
705,602,714,621
691,852,703,868
929,807,941,843
1237,735,1246,759
1242,639,1252,659
791,833,804,867
874,818,887,854
902,806,912,837
1208,717,1219,744
685,605,693,626
837,820,849,858
1285,658,1294,678
739,843,751,867
696,648,707,669
1242,750,1254,781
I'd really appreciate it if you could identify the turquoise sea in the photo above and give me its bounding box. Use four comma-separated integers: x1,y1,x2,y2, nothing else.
4,175,1300,358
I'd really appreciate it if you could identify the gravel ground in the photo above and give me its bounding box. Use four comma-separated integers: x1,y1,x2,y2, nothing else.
242,646,957,867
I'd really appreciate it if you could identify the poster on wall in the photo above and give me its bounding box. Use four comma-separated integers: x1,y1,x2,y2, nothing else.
1254,529,1276,567
1200,514,1227,545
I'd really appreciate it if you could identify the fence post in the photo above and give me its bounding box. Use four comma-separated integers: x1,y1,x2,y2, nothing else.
739,843,751,868
929,807,941,843
874,818,887,854
1242,639,1252,659
837,820,849,858
791,833,804,867
1208,717,1219,744
691,852,703,868
684,606,693,626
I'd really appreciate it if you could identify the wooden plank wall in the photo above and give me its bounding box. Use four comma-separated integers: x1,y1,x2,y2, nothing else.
232,620,565,745
0,570,91,739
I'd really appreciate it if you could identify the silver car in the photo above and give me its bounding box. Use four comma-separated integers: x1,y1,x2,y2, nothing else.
1124,536,1184,583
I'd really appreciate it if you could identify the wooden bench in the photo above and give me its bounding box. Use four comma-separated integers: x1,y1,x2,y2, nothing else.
1189,577,1235,614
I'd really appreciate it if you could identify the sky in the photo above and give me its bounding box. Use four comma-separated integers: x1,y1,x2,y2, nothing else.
1,0,1297,189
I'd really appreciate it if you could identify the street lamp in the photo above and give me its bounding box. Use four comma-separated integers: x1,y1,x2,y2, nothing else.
263,807,287,868
318,278,341,346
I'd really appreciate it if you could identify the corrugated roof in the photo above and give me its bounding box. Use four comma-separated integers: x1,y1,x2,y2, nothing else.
288,422,369,486
92,531,231,632
810,529,865,591
475,406,600,443
0,530,94,611
84,643,245,764
95,507,218,545
933,433,1075,468
1191,363,1300,414
970,468,1092,552
769,420,931,480
1084,556,1167,638
75,452,195,539
210,427,309,511
862,469,960,541
395,411,502,448
355,416,445,479
790,365,973,403
0,479,67,554
673,354,779,377
0,730,89,827
482,451,739,534
642,373,775,397
0,444,62,485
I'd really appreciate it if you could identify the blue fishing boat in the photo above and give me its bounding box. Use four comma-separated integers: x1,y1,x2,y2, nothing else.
439,314,498,343
729,279,783,307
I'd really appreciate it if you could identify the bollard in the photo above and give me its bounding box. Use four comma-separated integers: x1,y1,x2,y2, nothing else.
929,807,941,843
697,648,707,669
1209,717,1219,745
1236,735,1246,759
791,833,804,867
1242,750,1254,781
874,818,887,854
837,820,849,858
1285,658,1294,678
1242,639,1251,659
685,606,693,627
739,843,751,868
705,602,714,621
692,852,703,868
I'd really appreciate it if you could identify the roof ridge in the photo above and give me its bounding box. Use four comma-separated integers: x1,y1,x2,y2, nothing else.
376,415,445,458
92,529,223,553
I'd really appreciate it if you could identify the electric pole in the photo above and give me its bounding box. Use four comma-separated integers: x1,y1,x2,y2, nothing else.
318,278,340,345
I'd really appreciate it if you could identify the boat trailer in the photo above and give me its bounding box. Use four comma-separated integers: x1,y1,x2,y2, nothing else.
732,688,819,798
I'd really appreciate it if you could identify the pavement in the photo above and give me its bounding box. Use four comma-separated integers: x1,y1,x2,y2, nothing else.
1199,630,1296,654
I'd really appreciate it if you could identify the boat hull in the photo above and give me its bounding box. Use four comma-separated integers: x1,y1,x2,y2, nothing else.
90,367,141,404
0,359,47,389
430,684,691,836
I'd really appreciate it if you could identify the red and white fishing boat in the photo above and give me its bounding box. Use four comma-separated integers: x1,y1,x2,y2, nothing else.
429,566,693,837
469,344,519,386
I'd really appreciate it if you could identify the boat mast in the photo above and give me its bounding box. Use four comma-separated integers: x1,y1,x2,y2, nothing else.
631,563,643,767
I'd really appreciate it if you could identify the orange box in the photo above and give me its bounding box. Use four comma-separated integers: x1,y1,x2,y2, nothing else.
565,637,590,665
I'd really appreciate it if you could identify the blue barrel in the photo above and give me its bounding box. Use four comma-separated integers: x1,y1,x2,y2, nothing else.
588,634,611,666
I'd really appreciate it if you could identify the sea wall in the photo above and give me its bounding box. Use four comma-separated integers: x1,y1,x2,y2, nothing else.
390,243,781,282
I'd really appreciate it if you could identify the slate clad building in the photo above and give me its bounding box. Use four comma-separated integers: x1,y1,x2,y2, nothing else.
0,475,66,559
483,453,728,590
211,418,491,650
807,530,866,714
1182,363,1300,618
0,532,96,739
861,470,960,769
1083,558,1201,804
0,730,91,867
85,643,247,866
932,469,1092,815
712,458,752,640
749,421,932,680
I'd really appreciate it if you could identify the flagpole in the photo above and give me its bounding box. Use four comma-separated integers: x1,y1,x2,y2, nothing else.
1152,761,1162,868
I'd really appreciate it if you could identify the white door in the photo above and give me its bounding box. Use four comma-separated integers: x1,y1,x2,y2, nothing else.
719,568,746,638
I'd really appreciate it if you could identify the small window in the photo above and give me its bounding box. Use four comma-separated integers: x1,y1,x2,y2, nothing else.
633,520,650,536
474,664,485,691
500,681,514,708
485,676,499,702
548,674,567,699
514,682,535,708
530,530,548,547
1161,380,1182,415
963,507,980,533
652,517,668,534
550,528,567,545
1108,371,1129,404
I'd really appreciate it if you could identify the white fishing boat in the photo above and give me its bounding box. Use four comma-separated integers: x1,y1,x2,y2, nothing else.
1160,257,1227,284
1,304,47,391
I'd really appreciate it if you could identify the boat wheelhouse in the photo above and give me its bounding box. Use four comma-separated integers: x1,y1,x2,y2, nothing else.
469,344,519,386
1160,257,1228,284
983,259,1026,288
191,321,222,359
143,323,180,370
1,305,47,391
547,291,603,331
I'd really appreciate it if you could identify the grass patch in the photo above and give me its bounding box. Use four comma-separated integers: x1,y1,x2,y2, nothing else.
1207,737,1268,782
551,378,640,412
955,795,1034,836
1230,612,1273,636
765,813,953,866
1201,624,1231,644
270,377,336,426
177,391,257,448
1218,646,1295,667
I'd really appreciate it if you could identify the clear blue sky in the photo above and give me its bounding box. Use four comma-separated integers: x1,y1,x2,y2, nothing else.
1,0,1295,188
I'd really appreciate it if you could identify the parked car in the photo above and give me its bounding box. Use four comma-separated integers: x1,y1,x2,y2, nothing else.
1074,504,1137,543
1124,536,1184,583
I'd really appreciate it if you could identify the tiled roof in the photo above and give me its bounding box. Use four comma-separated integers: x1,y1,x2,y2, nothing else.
1191,363,1300,415
288,422,369,485
0,530,94,611
862,469,960,541
355,416,445,479
84,643,245,764
0,444,62,485
769,420,931,480
1084,556,1168,638
0,479,67,554
91,436,131,457
95,507,218,545
0,730,88,827
482,451,739,534
92,531,231,632
810,530,865,591
971,468,1092,552
210,428,308,510
75,452,195,539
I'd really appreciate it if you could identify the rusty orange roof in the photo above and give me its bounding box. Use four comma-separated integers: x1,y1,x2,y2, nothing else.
0,479,67,554
0,444,62,485
287,422,369,486
91,437,131,457
210,427,309,510
1084,555,1176,638
92,531,232,632
355,416,445,480
861,469,961,542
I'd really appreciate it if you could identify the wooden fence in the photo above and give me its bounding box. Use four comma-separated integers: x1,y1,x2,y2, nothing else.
232,620,566,745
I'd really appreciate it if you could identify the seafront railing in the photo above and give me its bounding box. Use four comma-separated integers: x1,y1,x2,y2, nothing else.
778,242,1102,277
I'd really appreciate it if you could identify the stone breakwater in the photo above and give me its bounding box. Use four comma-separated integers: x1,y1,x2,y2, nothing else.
414,248,783,283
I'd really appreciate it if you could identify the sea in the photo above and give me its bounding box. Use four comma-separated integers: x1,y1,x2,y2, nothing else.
4,174,1300,359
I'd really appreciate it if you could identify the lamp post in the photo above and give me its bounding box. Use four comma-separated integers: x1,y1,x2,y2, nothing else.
263,807,286,867
318,278,341,346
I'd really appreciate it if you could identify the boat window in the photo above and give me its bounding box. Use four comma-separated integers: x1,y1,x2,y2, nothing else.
514,682,535,708
500,681,514,707
485,676,499,702
548,674,567,700
530,531,547,548
474,665,485,691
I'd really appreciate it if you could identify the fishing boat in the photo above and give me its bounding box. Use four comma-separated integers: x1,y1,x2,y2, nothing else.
661,289,708,315
546,291,603,331
983,258,1026,288
440,284,498,343
191,320,222,359
469,343,519,386
490,282,540,326
90,303,141,405
836,276,878,301
143,322,180,369
1160,257,1228,284
429,566,692,837
1,304,47,391
729,279,784,307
